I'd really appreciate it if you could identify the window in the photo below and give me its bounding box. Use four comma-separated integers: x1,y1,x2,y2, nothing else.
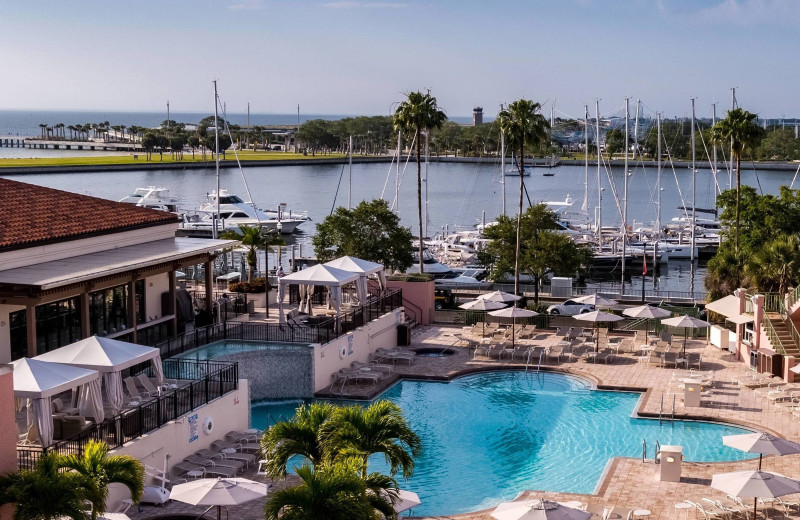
36,297,81,355
9,309,27,360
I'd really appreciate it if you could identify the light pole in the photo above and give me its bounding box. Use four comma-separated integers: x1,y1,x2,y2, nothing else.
261,224,281,320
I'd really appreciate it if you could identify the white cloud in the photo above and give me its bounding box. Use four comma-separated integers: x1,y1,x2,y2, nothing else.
228,0,264,10
322,1,408,9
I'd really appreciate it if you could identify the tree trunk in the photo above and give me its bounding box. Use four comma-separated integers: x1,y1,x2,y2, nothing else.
416,129,424,274
515,143,525,299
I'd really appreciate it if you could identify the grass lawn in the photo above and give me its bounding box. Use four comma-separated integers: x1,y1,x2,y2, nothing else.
0,150,348,168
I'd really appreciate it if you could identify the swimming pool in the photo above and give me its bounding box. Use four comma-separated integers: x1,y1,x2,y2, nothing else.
252,371,755,516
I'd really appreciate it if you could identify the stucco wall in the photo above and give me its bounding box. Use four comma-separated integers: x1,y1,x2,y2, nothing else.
0,305,24,365
144,272,170,320
386,280,434,325
0,366,16,519
312,308,401,392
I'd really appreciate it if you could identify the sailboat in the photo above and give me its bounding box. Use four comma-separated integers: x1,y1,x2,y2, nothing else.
504,153,531,176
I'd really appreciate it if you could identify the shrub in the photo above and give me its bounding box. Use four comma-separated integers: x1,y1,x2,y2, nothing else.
229,277,270,293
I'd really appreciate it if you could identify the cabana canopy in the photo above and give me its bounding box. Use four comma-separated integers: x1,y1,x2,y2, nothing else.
12,358,100,446
278,264,360,323
323,256,386,302
34,336,163,416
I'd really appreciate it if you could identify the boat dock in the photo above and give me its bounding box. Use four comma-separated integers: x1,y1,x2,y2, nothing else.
0,135,143,151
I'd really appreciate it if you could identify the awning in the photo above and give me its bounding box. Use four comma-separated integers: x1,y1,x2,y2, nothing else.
727,314,755,325
706,294,741,318
0,237,239,290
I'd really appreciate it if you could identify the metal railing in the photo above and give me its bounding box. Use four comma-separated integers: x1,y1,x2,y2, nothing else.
788,286,800,311
760,291,800,353
155,289,403,359
762,314,787,356
454,282,707,304
17,359,238,471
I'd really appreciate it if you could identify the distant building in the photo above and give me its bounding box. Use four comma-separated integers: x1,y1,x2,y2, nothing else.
473,107,483,126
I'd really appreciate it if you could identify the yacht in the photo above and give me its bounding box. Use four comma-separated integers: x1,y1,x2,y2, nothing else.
119,186,180,212
182,190,308,234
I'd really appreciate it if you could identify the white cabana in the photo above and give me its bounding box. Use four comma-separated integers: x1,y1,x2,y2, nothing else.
12,358,100,446
277,264,360,323
34,336,163,416
323,256,386,302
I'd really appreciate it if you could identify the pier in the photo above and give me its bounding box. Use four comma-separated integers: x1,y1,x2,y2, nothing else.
0,135,143,151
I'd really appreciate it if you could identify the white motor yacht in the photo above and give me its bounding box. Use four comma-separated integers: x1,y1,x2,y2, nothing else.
119,186,180,212
182,189,307,234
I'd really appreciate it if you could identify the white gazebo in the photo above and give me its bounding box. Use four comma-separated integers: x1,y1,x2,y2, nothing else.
33,336,164,416
12,357,101,446
277,264,360,323
323,256,387,302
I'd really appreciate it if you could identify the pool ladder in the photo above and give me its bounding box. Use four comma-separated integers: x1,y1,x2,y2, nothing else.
658,395,676,423
642,439,662,463
524,349,545,373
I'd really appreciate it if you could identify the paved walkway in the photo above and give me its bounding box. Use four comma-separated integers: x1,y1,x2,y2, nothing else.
130,324,800,520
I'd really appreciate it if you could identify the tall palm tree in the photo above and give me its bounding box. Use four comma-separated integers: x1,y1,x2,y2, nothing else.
0,453,92,520
260,403,338,478
220,224,285,282
747,234,800,295
38,123,47,139
497,99,550,297
710,108,762,254
393,91,447,273
322,400,421,479
264,461,394,520
57,440,144,520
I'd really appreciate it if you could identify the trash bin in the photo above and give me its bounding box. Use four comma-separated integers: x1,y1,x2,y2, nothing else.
397,324,411,346
684,382,702,407
658,445,683,482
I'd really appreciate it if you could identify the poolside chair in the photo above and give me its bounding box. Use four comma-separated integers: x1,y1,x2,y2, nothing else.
486,341,507,359
555,326,569,338
196,447,257,467
510,344,530,361
473,343,490,359
374,348,415,365
596,348,616,364
136,374,165,396
210,439,260,454
184,454,244,474
662,351,679,368
51,397,80,416
224,429,262,442
123,376,151,403
546,345,564,363
18,424,37,445
171,462,206,483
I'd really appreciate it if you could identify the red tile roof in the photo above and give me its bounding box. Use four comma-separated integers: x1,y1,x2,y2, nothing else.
0,178,180,251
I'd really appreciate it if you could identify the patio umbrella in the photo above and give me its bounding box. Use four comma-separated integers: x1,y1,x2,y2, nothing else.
572,311,624,351
790,365,800,375
393,489,422,514
723,432,800,470
170,477,269,520
492,499,592,520
573,294,618,308
477,290,523,303
711,470,800,520
460,299,507,336
660,315,711,356
488,307,539,347
622,305,672,339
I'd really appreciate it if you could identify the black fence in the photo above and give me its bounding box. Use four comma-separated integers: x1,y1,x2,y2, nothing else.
17,359,238,471
155,289,404,359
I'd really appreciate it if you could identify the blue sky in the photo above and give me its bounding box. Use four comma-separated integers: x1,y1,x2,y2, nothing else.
1,0,798,119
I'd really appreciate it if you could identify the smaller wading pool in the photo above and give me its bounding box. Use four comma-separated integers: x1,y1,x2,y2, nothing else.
413,347,457,357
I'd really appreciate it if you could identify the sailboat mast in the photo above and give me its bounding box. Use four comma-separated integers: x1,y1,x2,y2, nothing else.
621,98,629,288
729,87,737,190
213,80,220,240
634,99,640,159
424,130,429,239
712,102,718,208
500,103,506,216
690,98,697,264
657,113,662,241
595,100,602,248
348,135,353,209
395,130,401,213
583,104,589,213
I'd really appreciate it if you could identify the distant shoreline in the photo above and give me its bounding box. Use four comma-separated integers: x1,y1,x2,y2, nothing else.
1,155,799,175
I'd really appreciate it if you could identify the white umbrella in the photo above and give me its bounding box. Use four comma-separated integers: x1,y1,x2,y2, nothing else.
622,305,672,338
790,365,800,375
711,470,800,520
489,307,539,347
170,478,268,520
661,315,712,355
460,299,507,336
573,294,618,308
393,489,421,513
723,432,800,470
477,290,523,303
573,311,624,350
492,499,592,520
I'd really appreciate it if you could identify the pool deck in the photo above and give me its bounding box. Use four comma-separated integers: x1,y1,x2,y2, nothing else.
130,324,800,520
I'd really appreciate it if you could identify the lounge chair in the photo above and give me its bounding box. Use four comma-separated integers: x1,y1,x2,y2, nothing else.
183,454,243,474
18,424,37,445
352,360,393,374
486,342,507,359
211,439,261,454
196,447,257,467
224,430,262,443
136,374,165,396
510,344,530,361
596,348,616,364
171,462,207,482
473,343,490,359
123,376,151,403
374,348,415,365
51,397,80,416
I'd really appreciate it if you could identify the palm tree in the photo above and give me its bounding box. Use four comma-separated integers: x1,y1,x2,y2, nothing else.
264,461,394,520
322,400,421,479
38,123,47,139
497,99,550,297
0,453,92,520
220,224,285,282
747,234,800,295
261,402,338,478
710,108,763,254
57,440,144,520
393,91,447,273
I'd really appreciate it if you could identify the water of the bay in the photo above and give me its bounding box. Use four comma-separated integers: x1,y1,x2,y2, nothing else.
2,160,795,294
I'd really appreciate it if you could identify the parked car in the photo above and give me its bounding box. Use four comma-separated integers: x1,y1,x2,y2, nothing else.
547,300,595,315
434,288,457,310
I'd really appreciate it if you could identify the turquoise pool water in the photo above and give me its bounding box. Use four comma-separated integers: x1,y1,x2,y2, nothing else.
252,371,755,516
174,340,311,361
